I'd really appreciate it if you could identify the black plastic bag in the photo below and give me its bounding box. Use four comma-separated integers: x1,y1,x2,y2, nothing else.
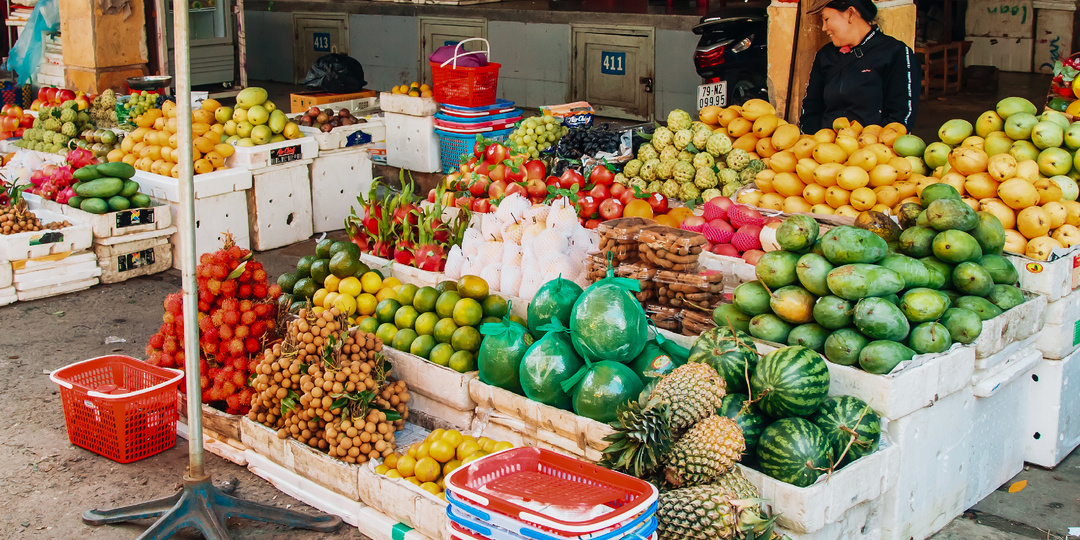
302,54,367,93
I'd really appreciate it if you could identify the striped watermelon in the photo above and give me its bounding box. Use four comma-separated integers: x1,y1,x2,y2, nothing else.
688,327,758,393
749,346,830,418
719,393,766,454
809,396,881,466
756,417,833,487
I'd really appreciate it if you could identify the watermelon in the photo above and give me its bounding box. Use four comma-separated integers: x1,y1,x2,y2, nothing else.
719,393,766,454
756,417,833,487
527,278,584,339
749,346,830,418
571,361,645,424
808,396,881,466
688,327,758,394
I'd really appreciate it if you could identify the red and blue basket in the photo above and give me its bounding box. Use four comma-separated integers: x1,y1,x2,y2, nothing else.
431,38,501,109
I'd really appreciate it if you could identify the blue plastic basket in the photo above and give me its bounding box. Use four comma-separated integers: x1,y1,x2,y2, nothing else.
435,127,513,173
447,496,657,540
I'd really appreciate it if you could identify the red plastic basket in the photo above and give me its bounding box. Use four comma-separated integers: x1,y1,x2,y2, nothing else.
431,38,500,108
445,447,658,534
50,356,184,463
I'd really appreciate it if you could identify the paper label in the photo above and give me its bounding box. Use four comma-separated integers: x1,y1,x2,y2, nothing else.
117,248,156,272
270,145,303,166
115,208,156,228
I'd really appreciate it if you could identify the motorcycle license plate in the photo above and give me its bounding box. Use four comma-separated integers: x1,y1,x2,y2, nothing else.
697,81,727,110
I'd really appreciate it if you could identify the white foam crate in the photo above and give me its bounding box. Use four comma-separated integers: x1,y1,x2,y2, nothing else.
61,201,174,239
972,294,1046,359
740,434,898,536
385,112,441,173
974,331,1040,372
379,92,438,116
0,208,93,261
360,455,448,540
1039,286,1080,359
775,499,883,540
310,147,373,233
132,168,253,202
881,387,974,540
225,137,319,170
0,285,16,306
164,190,251,269
300,118,386,151
16,276,99,301
94,228,176,284
965,345,1042,508
699,251,756,292
13,251,100,290
1025,348,1080,468
248,160,314,250
245,451,367,527
1006,245,1080,301
0,260,10,288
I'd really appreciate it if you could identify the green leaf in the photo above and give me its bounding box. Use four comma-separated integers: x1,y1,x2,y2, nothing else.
226,261,247,280
280,390,299,417
380,409,402,422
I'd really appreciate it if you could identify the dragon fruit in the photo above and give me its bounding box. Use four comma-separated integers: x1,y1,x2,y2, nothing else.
66,148,95,170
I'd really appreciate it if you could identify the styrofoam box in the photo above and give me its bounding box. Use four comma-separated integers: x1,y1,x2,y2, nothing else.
1034,5,1077,73
0,260,11,289
740,434,899,535
975,331,1040,372
245,451,367,527
1025,348,1080,468
13,251,101,291
310,147,373,233
300,119,386,151
880,387,974,540
965,36,1035,72
406,391,474,431
699,251,756,292
385,112,441,173
0,285,16,306
964,345,1042,509
176,419,247,467
972,294,1046,359
1005,245,1080,301
62,201,174,239
132,168,253,202
775,499,883,540
360,457,448,540
1038,286,1080,359
379,92,438,117
225,137,319,170
248,161,314,251
94,227,176,284
382,345,476,410
16,277,99,301
163,190,252,269
0,208,93,261
240,418,364,503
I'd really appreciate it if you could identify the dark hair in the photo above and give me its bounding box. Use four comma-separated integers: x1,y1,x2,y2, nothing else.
826,0,877,22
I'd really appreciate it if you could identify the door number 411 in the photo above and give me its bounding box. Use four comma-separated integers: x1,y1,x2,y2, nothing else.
601,51,626,75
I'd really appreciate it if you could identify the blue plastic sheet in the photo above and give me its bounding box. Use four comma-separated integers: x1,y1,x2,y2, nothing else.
5,0,61,85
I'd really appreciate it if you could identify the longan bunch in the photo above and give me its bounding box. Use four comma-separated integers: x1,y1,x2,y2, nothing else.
0,199,66,235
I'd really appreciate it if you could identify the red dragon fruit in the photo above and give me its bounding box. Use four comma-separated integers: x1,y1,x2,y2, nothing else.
66,148,96,170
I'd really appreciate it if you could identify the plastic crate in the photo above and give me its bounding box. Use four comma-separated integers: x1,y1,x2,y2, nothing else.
431,39,500,108
49,355,183,463
436,128,512,173
447,490,657,540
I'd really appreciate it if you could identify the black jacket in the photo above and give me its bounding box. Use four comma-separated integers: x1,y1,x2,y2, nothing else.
799,28,921,133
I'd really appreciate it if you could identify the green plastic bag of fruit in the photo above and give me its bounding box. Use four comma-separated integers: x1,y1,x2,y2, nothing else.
527,277,584,340
478,302,533,394
519,320,583,410
570,253,648,363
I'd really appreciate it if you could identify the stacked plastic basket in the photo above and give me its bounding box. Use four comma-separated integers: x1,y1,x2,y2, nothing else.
443,447,658,540
434,99,522,173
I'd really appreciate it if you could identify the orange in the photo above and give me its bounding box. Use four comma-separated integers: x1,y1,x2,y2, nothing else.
623,199,653,219
666,207,693,223
441,430,464,449
396,455,417,477
414,457,441,483
428,440,456,463
456,440,482,461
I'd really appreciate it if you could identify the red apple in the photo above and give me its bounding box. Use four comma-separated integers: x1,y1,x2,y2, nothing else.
742,249,766,265
712,244,741,257
504,160,526,182
467,174,490,197
598,198,623,220
506,182,528,198
484,143,508,165
545,175,561,188
524,159,546,180
56,88,75,103
460,157,477,174
488,162,507,182
559,168,585,190
74,95,90,111
5,105,22,118
19,114,33,128
589,184,610,201
38,87,51,101
584,219,601,229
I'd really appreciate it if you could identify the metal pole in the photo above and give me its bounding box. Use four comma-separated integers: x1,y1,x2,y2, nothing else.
173,0,205,480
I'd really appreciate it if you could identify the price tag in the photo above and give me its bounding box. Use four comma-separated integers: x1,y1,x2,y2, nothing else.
270,145,303,166
28,231,63,246
118,248,156,272
600,51,626,75
313,32,331,52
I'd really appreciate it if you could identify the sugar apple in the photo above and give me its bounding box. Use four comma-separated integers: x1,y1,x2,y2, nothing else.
60,108,76,123
652,126,673,150
706,132,732,157
739,167,758,184
745,159,766,175
61,100,78,110
32,118,42,129
719,168,740,186
722,183,740,197
638,143,659,163
659,145,679,163
623,158,643,177
640,158,661,181
661,179,681,199
647,180,664,193
657,158,677,180
629,177,648,192
53,134,70,148
678,150,694,163
101,89,117,109
673,129,693,151
695,167,718,189
726,148,751,171
77,111,90,125
678,182,701,201
614,172,630,185
43,118,61,132
674,161,696,184
693,152,715,170
692,127,711,151
41,131,54,144
61,122,77,137
701,188,722,202
667,109,693,132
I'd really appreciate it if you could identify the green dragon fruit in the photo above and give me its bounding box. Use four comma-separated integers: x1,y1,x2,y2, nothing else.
659,145,679,163
673,129,694,151
647,180,664,193
718,168,739,186
638,143,659,163
693,152,715,170
661,179,681,199
679,182,701,201
667,109,693,132
726,148,751,171
657,158,677,180
695,167,718,189
701,188,722,202
678,150,694,163
624,159,643,177
674,161,696,184
640,158,661,181
652,126,674,150
706,132,732,157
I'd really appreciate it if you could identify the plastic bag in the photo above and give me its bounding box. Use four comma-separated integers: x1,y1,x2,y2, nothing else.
570,254,648,363
428,45,488,68
6,0,60,85
478,306,533,394
518,321,583,410
629,323,689,383
526,277,584,339
302,53,367,93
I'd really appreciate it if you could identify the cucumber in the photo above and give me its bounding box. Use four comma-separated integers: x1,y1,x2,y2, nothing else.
94,162,136,179
107,195,131,211
120,180,140,197
68,195,85,208
79,197,109,214
75,177,124,198
73,165,102,181
130,193,151,208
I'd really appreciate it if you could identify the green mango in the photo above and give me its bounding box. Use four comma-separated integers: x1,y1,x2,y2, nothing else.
824,328,869,366
880,253,930,289
853,297,910,341
899,226,938,258
756,251,802,289
777,214,820,252
955,296,1004,320
909,322,953,354
920,183,962,206
749,314,794,343
796,253,835,296
952,261,995,296
970,212,1007,255
713,304,752,333
826,264,906,300
921,257,953,289
899,288,951,322
986,284,1025,311
813,296,854,329
859,340,916,374
820,226,889,265
787,323,830,352
941,307,984,344
733,281,773,315
933,230,983,264
979,254,1019,284
925,198,978,232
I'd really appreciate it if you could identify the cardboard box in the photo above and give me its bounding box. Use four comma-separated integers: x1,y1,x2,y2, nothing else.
291,90,378,113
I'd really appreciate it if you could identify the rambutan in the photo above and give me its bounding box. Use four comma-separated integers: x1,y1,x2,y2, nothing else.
225,394,241,412
245,338,260,353
254,304,271,318
241,310,257,326
160,353,174,367
202,340,218,355
148,333,165,349
164,293,183,315
268,284,281,298
200,253,212,265
146,352,161,366
207,279,222,296
251,321,267,337
229,339,244,356
221,298,239,313
253,269,267,283
228,245,245,261
239,300,253,313
252,284,267,299
235,325,250,339
198,301,211,312
211,311,225,327
232,369,245,387
200,375,210,389
223,310,240,326
159,323,174,336
199,316,214,333
221,280,238,298
219,325,233,340
162,312,175,325
212,264,229,280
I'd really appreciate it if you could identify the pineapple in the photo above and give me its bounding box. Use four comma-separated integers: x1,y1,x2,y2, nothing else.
652,363,727,432
712,468,760,501
665,415,745,487
657,484,774,540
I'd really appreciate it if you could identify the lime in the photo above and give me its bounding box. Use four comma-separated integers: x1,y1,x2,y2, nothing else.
433,318,459,343
397,283,419,306
315,238,335,259
376,323,399,344
392,328,419,351
449,350,477,373
330,240,362,259
358,316,379,335
413,286,439,313
414,312,440,336
353,261,371,277
277,272,299,294
410,335,437,358
436,291,462,318
369,268,384,279
330,250,361,278
481,316,501,325
310,259,331,284
339,276,363,297
452,298,484,327
289,300,306,313
435,280,458,294
296,255,318,278
482,295,509,318
457,275,489,301
376,298,402,324
395,306,420,330
451,326,482,353
293,277,317,299
429,343,454,366
509,314,527,328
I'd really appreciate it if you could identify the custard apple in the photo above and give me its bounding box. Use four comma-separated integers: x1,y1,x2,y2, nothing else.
674,161,696,184
640,158,661,181
652,126,673,150
678,150,694,163
60,108,76,123
726,148,751,171
61,100,77,110
673,129,694,151
745,159,766,175
614,172,630,185
657,158,677,180
61,122,77,137
41,131,54,144
53,134,70,148
695,167,718,189
661,179,681,199
678,182,701,201
44,118,61,132
101,89,117,109
638,143,659,163
701,188,722,202
722,183,740,197
706,132,732,157
630,177,648,192
667,109,693,132
624,158,643,177
77,111,90,124
32,118,42,129
739,167,758,184
659,145,679,163
719,168,739,186
693,152,715,170
692,127,711,151
647,180,664,193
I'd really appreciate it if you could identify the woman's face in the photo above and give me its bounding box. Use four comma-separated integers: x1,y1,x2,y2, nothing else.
821,7,859,47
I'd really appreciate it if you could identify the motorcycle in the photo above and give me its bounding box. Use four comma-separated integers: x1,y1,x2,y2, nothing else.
693,5,770,109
